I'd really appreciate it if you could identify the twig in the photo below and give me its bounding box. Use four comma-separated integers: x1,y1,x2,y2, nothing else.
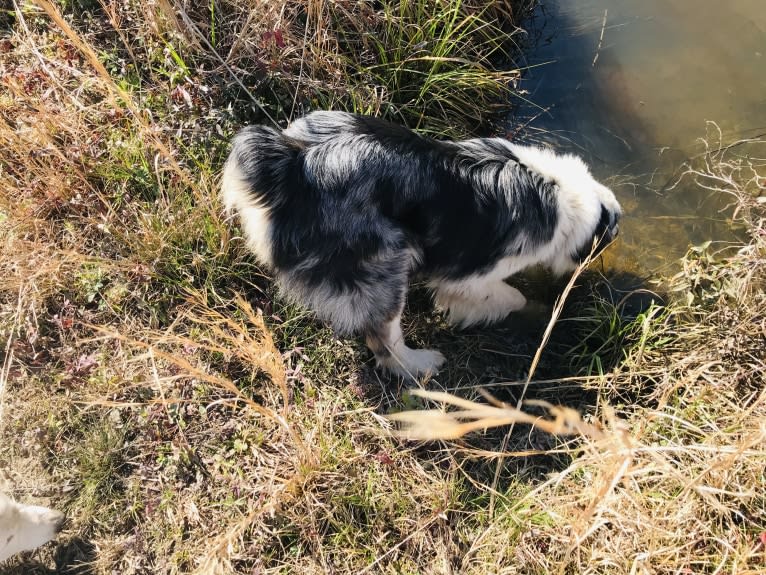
489,250,594,515
592,9,608,67
173,6,281,127
0,287,23,426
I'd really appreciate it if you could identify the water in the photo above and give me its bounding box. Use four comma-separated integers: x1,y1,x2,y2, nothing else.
512,0,766,272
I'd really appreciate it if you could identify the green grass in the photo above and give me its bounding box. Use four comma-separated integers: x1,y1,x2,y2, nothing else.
321,0,525,135
1,1,765,574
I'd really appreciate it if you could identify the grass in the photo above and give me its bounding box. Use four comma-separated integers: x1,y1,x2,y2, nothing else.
1,1,765,574
388,137,766,573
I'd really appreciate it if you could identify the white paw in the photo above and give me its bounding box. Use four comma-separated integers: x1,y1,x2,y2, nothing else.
379,348,446,379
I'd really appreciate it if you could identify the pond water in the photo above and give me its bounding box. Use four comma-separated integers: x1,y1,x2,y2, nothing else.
512,0,766,273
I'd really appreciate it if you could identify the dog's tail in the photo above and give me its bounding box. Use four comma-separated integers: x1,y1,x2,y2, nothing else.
221,125,304,215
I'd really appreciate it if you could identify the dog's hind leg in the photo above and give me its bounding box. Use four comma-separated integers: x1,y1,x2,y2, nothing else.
433,277,527,328
280,245,443,378
365,310,445,379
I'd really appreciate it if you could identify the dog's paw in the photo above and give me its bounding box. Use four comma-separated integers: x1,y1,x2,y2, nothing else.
379,348,446,379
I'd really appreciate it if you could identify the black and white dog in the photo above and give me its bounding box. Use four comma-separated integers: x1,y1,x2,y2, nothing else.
222,111,621,378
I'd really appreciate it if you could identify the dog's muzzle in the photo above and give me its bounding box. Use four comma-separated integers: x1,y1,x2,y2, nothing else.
574,206,621,262
596,206,620,250
607,220,619,243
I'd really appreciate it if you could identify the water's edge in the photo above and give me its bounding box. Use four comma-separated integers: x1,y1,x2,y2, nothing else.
511,0,766,273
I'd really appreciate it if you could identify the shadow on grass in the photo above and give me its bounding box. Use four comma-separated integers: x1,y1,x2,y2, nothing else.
239,252,662,496
366,266,664,482
406,267,660,387
4,536,96,575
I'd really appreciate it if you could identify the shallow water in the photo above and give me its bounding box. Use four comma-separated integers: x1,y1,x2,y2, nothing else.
512,0,766,272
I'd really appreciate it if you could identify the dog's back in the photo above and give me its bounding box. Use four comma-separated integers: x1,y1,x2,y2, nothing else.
0,491,64,562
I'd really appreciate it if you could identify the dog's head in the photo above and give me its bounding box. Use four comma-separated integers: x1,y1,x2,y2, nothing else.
508,144,622,275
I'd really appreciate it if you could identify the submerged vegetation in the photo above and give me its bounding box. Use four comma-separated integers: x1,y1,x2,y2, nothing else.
1,1,764,574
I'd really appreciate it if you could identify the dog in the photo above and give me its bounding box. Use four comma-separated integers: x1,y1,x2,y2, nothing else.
222,111,621,378
0,491,64,562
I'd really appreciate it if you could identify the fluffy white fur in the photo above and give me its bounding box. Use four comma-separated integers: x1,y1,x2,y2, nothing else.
432,277,528,328
0,491,64,562
222,160,274,267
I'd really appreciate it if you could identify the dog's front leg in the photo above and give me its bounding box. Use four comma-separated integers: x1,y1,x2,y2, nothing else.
434,278,527,328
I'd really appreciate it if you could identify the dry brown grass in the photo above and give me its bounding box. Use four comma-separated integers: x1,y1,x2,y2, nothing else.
388,136,766,574
1,1,764,574
0,1,537,573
